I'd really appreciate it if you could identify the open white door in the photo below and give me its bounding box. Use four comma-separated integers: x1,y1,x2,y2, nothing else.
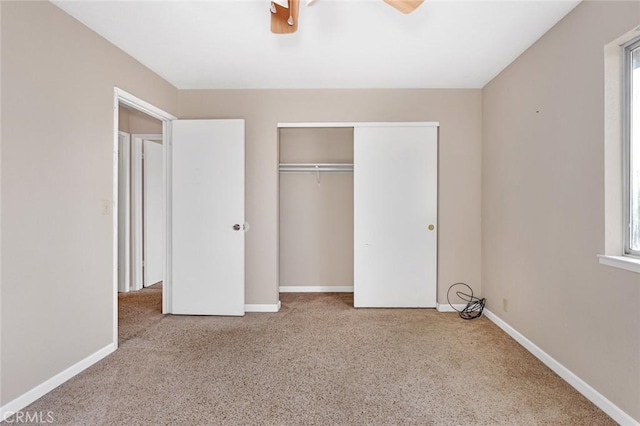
171,119,245,316
143,139,164,287
354,125,438,308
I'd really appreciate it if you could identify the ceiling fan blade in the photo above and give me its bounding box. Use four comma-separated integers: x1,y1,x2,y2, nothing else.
383,0,424,14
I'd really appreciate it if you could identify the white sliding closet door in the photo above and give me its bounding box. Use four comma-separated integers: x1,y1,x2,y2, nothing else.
171,119,245,316
354,125,437,308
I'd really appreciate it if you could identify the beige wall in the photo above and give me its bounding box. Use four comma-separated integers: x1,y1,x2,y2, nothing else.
118,105,163,134
118,107,130,132
179,89,483,305
279,128,354,287
1,1,178,405
482,0,640,421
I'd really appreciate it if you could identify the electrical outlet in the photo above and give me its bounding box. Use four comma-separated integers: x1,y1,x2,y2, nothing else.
502,298,508,312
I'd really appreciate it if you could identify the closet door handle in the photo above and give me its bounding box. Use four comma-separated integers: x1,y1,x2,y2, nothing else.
233,224,241,231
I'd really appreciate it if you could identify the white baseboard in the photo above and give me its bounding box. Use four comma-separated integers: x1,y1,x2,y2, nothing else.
245,301,281,313
484,309,639,426
279,286,354,293
0,343,116,419
435,303,468,312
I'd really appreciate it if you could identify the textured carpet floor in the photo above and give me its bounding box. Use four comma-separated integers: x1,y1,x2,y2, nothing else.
118,283,163,344
15,291,613,425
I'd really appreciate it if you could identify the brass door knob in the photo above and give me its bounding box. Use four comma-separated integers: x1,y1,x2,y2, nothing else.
428,224,435,231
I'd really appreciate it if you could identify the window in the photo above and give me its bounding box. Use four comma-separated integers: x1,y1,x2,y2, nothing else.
598,28,640,273
623,37,640,256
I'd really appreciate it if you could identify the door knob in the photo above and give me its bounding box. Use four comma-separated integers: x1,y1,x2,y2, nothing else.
428,224,435,231
233,224,241,231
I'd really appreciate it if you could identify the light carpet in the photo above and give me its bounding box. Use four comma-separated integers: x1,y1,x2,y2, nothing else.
13,289,613,425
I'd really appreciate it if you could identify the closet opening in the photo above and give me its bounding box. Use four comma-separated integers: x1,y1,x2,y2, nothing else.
278,127,355,298
277,121,439,309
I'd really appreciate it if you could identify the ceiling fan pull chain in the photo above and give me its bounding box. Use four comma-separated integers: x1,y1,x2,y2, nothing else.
287,0,295,26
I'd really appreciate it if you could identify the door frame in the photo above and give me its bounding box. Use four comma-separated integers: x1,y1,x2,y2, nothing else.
130,133,163,292
113,87,176,347
276,121,440,303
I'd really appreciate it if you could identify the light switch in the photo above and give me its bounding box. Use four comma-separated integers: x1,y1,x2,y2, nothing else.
101,199,112,216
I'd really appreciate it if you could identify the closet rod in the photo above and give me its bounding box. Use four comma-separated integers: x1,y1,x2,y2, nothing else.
279,163,353,173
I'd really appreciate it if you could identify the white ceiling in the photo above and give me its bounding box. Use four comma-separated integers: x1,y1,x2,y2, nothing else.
52,0,581,89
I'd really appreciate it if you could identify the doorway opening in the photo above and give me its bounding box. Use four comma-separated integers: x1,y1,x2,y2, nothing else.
113,88,176,347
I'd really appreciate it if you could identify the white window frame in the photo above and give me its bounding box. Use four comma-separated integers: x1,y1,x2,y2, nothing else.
622,36,640,257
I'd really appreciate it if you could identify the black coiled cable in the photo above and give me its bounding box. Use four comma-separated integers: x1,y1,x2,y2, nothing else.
447,282,485,320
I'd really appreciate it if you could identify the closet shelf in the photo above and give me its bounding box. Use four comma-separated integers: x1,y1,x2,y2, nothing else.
279,163,354,173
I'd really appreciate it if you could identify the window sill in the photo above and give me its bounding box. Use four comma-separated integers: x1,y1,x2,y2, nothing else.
597,254,640,274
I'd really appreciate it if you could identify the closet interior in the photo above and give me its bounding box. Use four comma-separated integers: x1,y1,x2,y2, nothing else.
278,127,355,293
